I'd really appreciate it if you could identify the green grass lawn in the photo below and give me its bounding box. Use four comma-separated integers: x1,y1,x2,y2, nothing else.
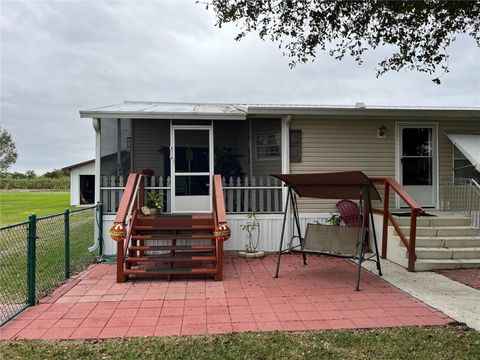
0,192,97,323
0,326,479,359
0,191,72,226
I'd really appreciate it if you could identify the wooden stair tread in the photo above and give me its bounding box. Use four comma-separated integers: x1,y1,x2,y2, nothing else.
125,268,217,275
126,255,216,262
134,225,214,231
129,245,216,251
132,234,215,240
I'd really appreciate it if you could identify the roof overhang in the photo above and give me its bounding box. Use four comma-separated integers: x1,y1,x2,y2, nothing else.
248,105,480,120
446,134,480,172
80,101,480,121
80,102,248,120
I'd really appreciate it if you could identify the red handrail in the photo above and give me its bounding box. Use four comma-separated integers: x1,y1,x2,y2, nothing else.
370,177,424,272
212,174,226,281
213,175,227,225
113,173,143,282
114,173,140,224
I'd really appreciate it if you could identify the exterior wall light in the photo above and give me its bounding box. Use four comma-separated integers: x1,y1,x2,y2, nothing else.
377,125,387,138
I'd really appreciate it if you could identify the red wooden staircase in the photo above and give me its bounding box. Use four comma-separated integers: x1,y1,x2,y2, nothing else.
113,173,227,283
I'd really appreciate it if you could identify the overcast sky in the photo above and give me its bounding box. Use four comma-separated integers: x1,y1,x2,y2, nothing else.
1,0,479,174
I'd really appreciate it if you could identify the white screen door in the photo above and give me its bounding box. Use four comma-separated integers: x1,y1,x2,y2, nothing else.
399,125,436,208
171,126,213,212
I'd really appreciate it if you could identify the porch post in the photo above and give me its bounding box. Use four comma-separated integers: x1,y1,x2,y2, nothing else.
93,118,102,253
93,118,101,205
281,115,292,246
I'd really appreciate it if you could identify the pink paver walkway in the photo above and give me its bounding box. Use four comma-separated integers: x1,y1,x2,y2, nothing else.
0,254,450,340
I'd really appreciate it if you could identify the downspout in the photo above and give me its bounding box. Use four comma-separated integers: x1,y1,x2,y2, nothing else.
89,118,102,254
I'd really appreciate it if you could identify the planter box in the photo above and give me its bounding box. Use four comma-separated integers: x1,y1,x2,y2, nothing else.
304,223,359,255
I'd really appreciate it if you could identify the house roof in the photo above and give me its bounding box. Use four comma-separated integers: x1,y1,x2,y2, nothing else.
79,101,480,120
80,102,248,120
62,159,95,171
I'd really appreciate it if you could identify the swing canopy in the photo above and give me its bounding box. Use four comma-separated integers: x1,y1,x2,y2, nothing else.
272,171,380,200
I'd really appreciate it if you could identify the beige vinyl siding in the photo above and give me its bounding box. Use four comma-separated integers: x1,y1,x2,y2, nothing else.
290,116,479,212
133,119,170,176
290,117,395,212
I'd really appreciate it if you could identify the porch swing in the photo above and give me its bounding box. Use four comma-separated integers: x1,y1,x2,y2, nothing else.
273,171,383,291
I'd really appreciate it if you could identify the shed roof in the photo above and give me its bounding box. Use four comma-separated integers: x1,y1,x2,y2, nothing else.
62,159,95,171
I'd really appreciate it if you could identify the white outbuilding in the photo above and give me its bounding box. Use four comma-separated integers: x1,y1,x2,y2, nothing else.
62,159,95,206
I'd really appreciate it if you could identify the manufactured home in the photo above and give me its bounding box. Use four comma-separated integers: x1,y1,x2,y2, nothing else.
80,102,480,278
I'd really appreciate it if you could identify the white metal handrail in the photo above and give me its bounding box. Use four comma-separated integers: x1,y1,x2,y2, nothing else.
441,177,480,229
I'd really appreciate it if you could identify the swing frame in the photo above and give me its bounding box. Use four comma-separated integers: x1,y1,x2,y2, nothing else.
273,171,383,291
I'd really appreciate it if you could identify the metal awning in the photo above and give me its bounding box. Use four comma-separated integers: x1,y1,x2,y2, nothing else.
446,134,480,172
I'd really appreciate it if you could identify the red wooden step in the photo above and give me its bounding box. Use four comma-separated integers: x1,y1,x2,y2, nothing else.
136,215,214,227
132,234,215,241
124,268,217,276
129,245,216,251
126,255,216,263
134,225,214,232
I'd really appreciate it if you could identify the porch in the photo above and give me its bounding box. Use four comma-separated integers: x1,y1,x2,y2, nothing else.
98,117,284,215
0,254,450,340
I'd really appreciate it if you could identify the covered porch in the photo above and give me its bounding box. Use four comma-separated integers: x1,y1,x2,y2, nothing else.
96,110,286,216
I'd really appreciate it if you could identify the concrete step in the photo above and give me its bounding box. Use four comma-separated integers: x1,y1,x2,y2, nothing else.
414,259,480,271
393,216,471,227
397,226,479,237
444,237,480,248
415,247,480,260
393,235,480,248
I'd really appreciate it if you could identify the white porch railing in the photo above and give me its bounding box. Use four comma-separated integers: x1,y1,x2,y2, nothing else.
222,176,283,213
100,175,283,214
100,175,171,213
441,177,480,229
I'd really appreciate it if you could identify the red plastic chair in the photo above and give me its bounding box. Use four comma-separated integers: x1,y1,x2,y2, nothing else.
336,200,360,227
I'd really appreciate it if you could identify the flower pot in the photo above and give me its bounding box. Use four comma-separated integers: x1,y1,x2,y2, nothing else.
149,208,158,215
238,250,265,259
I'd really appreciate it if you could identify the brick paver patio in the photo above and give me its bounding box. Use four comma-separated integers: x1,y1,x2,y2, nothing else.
0,254,450,340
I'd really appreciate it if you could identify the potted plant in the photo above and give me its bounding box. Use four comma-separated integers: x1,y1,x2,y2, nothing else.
142,192,163,215
325,213,342,226
239,211,265,258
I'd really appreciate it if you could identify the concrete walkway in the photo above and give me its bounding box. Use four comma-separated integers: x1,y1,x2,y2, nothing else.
362,257,480,331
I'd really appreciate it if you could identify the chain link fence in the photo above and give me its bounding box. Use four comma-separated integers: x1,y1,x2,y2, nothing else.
0,205,102,326
0,221,29,326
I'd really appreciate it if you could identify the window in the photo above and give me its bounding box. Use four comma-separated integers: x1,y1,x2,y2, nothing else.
255,132,281,160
